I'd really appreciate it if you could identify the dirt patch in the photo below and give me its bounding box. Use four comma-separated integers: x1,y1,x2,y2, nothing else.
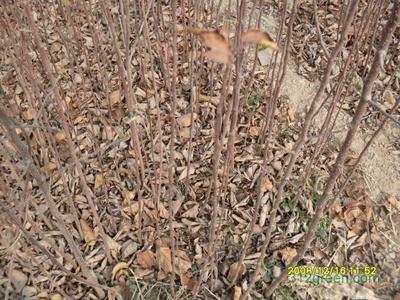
257,13,400,202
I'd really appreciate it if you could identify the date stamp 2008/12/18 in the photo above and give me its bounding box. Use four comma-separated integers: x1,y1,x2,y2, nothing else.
287,265,380,285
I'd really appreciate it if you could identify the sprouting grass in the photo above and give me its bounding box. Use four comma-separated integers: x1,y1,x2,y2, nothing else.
245,93,262,109
263,257,278,283
316,216,331,243
276,286,298,300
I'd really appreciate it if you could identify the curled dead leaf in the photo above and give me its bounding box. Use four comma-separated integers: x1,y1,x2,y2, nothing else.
111,262,129,281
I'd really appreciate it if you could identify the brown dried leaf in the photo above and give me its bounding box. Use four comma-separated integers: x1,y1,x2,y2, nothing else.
182,204,199,219
227,262,246,282
344,205,362,221
44,162,57,173
261,178,273,193
177,113,197,127
241,29,279,51
186,28,230,51
175,257,192,275
281,247,297,264
136,250,156,269
94,173,104,189
157,246,173,273
249,126,260,137
179,127,191,142
111,262,129,281
198,94,220,106
106,235,122,259
180,272,197,290
9,269,27,292
383,90,396,108
205,49,232,64
50,294,63,300
108,282,132,300
388,196,400,210
186,27,233,64
178,166,196,181
110,90,121,106
233,286,242,300
55,131,66,142
159,202,169,219
80,218,96,246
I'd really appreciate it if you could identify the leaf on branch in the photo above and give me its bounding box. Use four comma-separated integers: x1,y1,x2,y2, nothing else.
241,29,279,51
185,27,233,64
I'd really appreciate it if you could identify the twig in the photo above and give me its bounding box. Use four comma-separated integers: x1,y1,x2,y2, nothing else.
313,0,331,58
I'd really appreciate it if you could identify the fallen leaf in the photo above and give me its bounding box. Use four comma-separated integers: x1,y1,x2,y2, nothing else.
227,262,246,282
288,109,296,121
241,29,279,51
178,166,196,181
182,204,199,219
111,262,129,281
281,247,297,264
388,196,400,210
106,235,122,259
108,282,132,300
136,250,156,269
198,94,220,106
249,126,260,137
55,131,66,142
9,269,27,292
22,109,35,121
158,202,169,219
233,286,242,300
180,272,197,290
80,218,96,246
44,162,57,173
110,90,121,106
179,127,191,142
383,90,396,108
94,173,104,189
177,113,197,127
261,178,273,193
175,257,192,275
50,294,63,300
344,205,362,221
157,246,173,273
